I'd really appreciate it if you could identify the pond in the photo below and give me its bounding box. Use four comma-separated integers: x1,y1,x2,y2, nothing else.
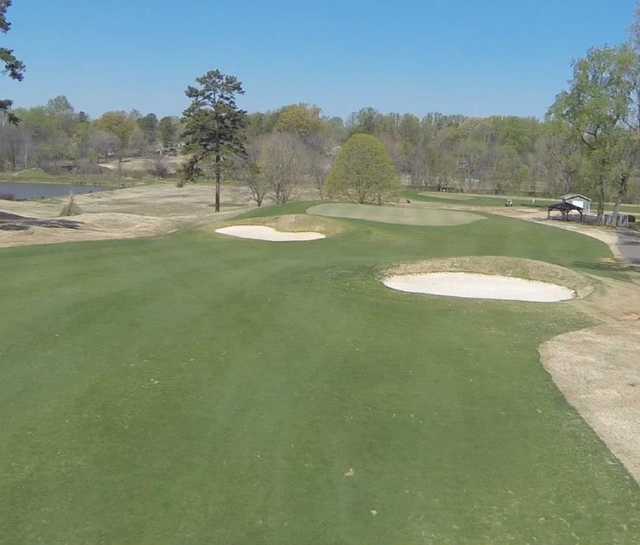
0,182,108,201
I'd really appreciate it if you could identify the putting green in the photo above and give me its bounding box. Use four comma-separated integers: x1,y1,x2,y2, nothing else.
307,202,484,226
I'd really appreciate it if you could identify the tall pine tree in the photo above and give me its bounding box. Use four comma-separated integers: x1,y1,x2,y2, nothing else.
182,70,247,212
1,0,25,124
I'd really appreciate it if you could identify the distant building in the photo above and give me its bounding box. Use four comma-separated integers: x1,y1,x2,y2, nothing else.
550,193,634,226
560,193,592,215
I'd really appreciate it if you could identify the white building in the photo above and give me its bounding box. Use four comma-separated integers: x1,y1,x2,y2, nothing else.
560,193,592,215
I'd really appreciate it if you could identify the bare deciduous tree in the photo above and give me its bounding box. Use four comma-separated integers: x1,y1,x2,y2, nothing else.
89,129,120,163
258,133,307,205
235,138,270,207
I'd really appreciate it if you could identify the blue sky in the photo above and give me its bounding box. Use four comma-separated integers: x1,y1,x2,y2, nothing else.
3,0,638,119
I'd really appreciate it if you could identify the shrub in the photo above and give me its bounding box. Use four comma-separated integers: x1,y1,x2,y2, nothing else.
326,134,400,204
152,157,170,179
59,194,82,217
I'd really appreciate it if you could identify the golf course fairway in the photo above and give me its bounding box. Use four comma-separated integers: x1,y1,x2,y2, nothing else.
1,202,638,545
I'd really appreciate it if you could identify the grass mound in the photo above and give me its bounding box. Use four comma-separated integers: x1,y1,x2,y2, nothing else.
307,202,484,226
383,256,595,299
211,214,347,237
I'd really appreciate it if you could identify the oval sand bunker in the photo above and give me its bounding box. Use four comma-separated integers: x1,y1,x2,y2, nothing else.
383,272,575,303
216,225,326,242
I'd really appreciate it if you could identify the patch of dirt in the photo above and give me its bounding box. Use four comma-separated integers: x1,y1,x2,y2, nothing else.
540,273,640,483
540,321,640,482
0,211,82,230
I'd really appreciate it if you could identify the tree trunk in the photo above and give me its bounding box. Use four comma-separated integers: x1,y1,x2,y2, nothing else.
215,153,221,213
596,155,607,223
611,173,628,227
597,176,606,223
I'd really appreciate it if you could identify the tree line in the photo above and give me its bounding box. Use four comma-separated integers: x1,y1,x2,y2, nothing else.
0,96,182,174
5,92,640,210
4,0,640,216
180,3,640,216
182,95,640,214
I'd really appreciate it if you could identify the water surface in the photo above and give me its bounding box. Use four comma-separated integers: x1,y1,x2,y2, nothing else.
0,182,107,201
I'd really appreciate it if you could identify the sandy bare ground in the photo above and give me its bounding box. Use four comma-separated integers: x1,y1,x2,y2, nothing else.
0,183,256,248
383,272,576,302
541,321,640,482
541,269,640,482
216,225,326,242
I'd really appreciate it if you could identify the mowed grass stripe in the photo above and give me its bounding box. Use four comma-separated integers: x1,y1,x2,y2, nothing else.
0,207,638,545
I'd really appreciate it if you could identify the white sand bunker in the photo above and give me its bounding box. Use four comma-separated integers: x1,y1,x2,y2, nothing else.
216,225,326,242
384,272,575,302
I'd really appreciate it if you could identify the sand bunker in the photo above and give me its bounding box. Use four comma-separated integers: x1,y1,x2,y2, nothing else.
383,272,576,302
216,225,326,242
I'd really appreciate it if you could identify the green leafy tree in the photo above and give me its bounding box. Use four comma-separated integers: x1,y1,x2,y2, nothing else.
326,133,400,204
548,45,638,219
348,107,382,135
275,104,324,139
158,116,178,150
540,121,584,195
181,70,247,212
138,113,159,145
95,111,137,167
0,0,25,124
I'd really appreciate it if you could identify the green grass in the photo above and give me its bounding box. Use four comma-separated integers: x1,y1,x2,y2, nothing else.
1,205,639,545
410,190,640,214
0,169,163,187
308,202,485,226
